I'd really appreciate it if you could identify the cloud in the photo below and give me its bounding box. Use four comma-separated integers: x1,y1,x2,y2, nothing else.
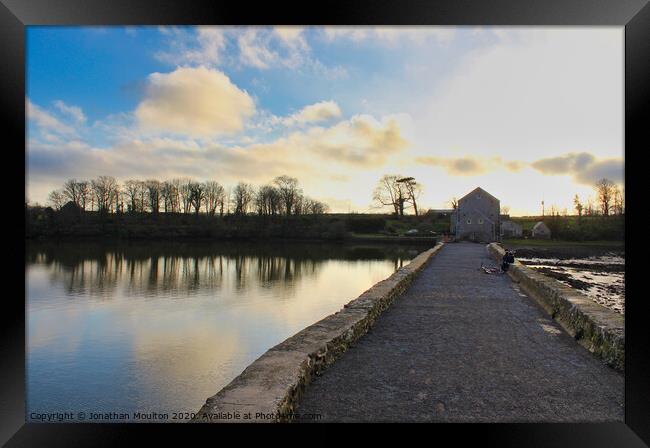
416,151,623,185
186,27,227,66
273,26,307,50
236,29,280,69
53,100,86,124
283,100,342,126
236,27,310,69
26,134,315,205
155,26,227,67
531,152,623,185
296,114,409,166
27,110,410,206
321,26,456,45
135,66,255,138
26,99,76,136
416,155,525,175
156,26,312,71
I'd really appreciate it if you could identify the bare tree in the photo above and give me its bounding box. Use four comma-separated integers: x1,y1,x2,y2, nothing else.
160,181,173,213
78,181,90,211
219,187,228,216
205,181,225,216
189,181,206,215
145,180,161,214
63,179,83,207
115,189,126,213
304,197,329,215
373,175,408,216
573,194,583,217
397,177,421,216
48,189,65,210
294,194,304,215
91,176,118,214
169,178,184,213
274,175,301,216
585,197,595,216
124,180,143,213
595,178,615,216
448,197,458,210
178,179,194,214
612,186,624,215
232,182,254,215
255,185,281,216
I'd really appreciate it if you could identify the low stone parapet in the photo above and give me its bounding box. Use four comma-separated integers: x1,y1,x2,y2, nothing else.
487,243,624,370
191,243,445,423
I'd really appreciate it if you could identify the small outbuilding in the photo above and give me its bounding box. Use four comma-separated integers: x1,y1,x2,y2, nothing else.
531,221,551,239
58,201,83,223
501,220,523,238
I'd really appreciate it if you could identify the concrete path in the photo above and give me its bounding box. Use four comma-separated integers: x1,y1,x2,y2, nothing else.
296,242,623,422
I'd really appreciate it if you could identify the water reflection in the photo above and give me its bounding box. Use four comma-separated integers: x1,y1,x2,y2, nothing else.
27,242,415,300
26,241,427,420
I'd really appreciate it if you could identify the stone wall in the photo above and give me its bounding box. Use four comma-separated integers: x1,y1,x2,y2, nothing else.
487,243,624,370
191,243,445,423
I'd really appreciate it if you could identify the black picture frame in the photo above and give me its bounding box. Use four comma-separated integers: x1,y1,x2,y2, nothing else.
4,0,649,445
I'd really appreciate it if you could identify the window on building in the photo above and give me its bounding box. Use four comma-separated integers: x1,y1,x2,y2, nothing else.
478,218,484,224
467,218,471,224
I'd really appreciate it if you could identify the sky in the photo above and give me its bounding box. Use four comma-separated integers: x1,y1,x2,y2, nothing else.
26,26,624,216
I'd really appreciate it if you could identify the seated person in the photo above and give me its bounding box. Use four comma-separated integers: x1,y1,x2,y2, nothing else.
501,250,515,272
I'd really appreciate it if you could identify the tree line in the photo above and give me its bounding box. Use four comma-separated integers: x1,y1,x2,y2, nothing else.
572,178,624,217
46,175,329,217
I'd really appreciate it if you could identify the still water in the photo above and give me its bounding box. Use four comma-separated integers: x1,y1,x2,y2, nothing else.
26,240,428,422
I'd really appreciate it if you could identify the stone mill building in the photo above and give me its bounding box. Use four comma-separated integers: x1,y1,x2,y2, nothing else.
451,187,500,242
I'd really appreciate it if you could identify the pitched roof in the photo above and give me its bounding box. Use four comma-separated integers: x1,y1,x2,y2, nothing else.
532,221,550,232
459,187,499,203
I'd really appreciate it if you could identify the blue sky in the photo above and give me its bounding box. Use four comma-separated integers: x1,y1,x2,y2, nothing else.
26,26,624,215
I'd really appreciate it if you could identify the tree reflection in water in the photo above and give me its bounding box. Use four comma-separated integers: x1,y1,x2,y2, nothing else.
27,241,427,299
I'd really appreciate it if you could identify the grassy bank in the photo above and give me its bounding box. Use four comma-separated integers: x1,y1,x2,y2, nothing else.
509,215,624,241
25,208,445,242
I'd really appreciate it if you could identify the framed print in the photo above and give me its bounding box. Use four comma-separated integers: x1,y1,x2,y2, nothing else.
3,0,649,445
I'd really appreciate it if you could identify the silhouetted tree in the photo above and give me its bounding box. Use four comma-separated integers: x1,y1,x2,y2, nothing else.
397,177,421,216
274,175,301,216
78,181,90,211
373,175,408,216
304,197,329,215
178,179,193,214
595,178,615,216
48,189,65,210
63,179,83,208
124,180,144,213
573,194,583,217
205,181,225,216
145,180,161,214
232,182,254,216
255,185,281,216
612,186,624,215
91,176,118,214
189,181,206,215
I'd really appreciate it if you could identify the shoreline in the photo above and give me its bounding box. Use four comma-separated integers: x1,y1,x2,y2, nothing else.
25,233,438,245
